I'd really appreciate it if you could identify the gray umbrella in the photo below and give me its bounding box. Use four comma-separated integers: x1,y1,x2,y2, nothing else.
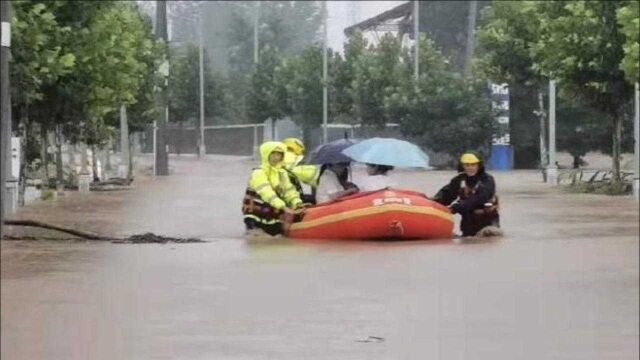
306,138,362,165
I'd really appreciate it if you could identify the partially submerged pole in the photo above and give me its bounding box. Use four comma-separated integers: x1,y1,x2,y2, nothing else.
547,80,557,184
155,0,169,176
634,82,639,200
119,105,129,178
198,17,206,158
1,0,11,237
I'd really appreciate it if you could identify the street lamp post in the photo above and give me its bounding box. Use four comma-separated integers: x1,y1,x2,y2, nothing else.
1,0,11,237
155,0,169,176
413,0,419,80
547,79,557,185
198,17,206,158
634,81,639,200
322,1,328,144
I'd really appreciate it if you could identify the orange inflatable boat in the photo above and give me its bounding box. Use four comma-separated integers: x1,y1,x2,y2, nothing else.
287,189,454,240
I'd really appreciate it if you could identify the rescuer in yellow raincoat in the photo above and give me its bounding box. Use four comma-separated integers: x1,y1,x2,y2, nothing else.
242,141,303,236
282,138,319,204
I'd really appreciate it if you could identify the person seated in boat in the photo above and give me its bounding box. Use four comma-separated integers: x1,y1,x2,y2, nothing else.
358,163,397,192
315,162,359,203
282,137,319,204
432,152,502,237
242,141,304,236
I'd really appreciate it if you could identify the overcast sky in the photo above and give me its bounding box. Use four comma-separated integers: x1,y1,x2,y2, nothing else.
141,1,404,53
327,1,403,53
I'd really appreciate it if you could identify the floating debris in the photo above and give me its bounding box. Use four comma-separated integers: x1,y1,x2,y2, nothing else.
355,336,385,343
113,232,204,244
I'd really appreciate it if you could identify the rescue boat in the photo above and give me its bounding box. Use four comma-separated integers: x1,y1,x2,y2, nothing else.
287,189,454,240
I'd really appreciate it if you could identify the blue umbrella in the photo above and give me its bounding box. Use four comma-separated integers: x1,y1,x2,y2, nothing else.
341,137,431,168
306,138,362,165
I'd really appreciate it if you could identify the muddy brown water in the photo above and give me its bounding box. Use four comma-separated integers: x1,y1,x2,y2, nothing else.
2,155,638,359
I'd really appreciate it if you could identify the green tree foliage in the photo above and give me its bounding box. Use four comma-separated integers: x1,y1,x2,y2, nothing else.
387,36,496,159
617,0,639,83
532,0,634,180
351,34,407,128
10,1,76,106
285,44,327,128
330,32,368,123
247,45,288,123
475,1,548,168
168,43,229,124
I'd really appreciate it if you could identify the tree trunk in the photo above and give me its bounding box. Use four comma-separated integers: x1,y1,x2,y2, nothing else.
55,124,64,192
177,120,182,156
611,114,622,182
91,144,99,182
572,155,581,169
128,133,134,180
41,125,49,187
302,124,313,151
105,139,112,172
18,107,29,206
537,91,547,168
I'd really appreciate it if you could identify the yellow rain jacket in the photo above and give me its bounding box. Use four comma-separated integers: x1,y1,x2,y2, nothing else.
247,142,302,211
283,150,320,189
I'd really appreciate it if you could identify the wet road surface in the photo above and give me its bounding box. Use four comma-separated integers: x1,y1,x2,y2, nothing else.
2,155,638,359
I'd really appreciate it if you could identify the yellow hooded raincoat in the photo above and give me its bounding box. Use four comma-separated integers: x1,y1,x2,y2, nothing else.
243,142,302,225
283,151,320,189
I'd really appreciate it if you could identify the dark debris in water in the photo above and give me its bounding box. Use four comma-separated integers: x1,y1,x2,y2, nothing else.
355,336,385,343
112,232,204,244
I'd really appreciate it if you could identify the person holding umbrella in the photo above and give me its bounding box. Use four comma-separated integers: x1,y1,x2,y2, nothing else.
432,152,502,237
306,139,361,204
341,137,431,192
315,163,359,203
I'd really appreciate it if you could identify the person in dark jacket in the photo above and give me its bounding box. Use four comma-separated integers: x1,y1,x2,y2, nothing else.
432,152,502,237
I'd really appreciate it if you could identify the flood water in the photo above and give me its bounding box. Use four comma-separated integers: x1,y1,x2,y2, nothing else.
2,156,638,359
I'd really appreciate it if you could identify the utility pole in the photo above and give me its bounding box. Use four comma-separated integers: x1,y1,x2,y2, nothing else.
155,0,169,175
413,0,419,80
547,80,557,185
322,0,328,144
198,16,206,158
254,1,260,65
1,0,12,237
634,81,639,200
464,0,477,77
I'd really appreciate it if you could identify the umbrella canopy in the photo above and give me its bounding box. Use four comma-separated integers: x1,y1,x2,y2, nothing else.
341,137,431,168
306,138,362,165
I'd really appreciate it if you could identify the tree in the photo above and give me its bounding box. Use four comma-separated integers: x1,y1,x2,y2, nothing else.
246,44,288,124
284,44,327,142
617,0,639,83
475,1,549,168
10,1,76,107
532,0,634,181
330,31,368,123
10,1,77,191
387,35,496,160
168,43,229,124
351,33,407,128
11,1,164,187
